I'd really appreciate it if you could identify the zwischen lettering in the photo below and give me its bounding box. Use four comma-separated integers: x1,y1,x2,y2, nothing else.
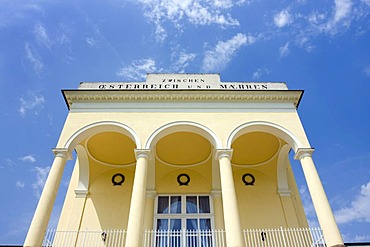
162,78,205,83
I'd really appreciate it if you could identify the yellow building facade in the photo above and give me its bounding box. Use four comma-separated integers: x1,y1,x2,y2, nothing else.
25,74,344,247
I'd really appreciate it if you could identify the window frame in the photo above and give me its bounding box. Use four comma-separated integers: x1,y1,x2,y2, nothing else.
154,194,215,231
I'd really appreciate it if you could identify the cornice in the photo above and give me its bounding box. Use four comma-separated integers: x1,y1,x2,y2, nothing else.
62,90,303,110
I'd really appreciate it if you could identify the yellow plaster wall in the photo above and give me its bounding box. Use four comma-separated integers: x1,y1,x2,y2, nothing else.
234,166,287,228
56,111,311,150
155,167,212,194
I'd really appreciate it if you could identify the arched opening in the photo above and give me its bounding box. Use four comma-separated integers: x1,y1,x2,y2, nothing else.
227,122,308,229
147,122,221,240
58,121,140,231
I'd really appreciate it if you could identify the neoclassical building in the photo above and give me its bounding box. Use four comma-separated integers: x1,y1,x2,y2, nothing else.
25,74,344,247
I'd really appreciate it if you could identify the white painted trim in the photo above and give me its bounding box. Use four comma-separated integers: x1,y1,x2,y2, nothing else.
227,121,305,152
69,102,297,113
64,121,141,152
145,121,222,149
277,144,291,195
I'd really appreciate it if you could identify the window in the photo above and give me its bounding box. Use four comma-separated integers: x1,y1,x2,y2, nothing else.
155,195,213,247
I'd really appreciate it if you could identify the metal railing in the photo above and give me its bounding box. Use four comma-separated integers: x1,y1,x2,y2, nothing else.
43,227,324,247
43,229,127,247
243,227,325,247
143,229,226,247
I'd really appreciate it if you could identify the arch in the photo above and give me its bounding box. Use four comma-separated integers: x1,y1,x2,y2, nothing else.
227,121,305,152
64,121,141,152
145,121,222,149
63,121,140,197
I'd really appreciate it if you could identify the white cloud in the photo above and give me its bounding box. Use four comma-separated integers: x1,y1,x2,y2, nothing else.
279,42,290,57
325,0,352,33
18,91,45,117
24,42,43,73
138,0,240,42
34,23,51,49
333,0,352,23
171,50,197,72
334,181,370,224
16,181,25,188
252,68,270,80
274,10,292,28
86,37,97,47
117,58,158,80
32,166,50,198
308,11,326,25
202,33,254,72
19,154,36,163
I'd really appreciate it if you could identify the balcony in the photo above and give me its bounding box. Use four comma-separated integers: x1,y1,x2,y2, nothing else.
43,227,325,247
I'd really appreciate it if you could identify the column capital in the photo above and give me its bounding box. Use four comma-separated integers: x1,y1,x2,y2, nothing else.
52,148,72,160
135,149,151,160
215,149,233,160
294,148,314,160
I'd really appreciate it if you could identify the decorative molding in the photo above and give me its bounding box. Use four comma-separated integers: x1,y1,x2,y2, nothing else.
242,173,255,186
177,174,190,186
63,90,303,110
277,189,291,197
294,148,314,160
211,190,222,197
112,173,125,186
146,190,156,198
74,189,88,198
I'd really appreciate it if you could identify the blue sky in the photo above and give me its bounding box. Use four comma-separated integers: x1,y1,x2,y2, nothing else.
0,0,369,244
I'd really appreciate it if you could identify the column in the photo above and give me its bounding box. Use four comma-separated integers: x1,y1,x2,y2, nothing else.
24,148,71,247
294,148,344,247
125,149,151,247
216,149,244,247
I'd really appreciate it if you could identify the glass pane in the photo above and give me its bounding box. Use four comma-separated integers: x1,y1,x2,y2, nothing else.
170,196,182,214
186,196,197,213
170,219,181,230
186,219,198,230
199,219,211,230
158,196,169,214
157,219,169,230
199,196,210,213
